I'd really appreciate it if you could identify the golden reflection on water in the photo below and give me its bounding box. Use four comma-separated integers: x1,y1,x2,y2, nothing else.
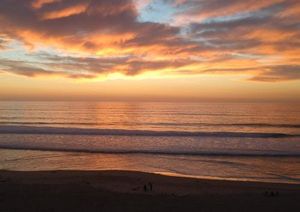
0,101,300,134
0,102,300,184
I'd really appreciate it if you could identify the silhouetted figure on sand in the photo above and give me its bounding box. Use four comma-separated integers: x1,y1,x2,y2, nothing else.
264,190,279,197
143,182,153,192
148,182,153,191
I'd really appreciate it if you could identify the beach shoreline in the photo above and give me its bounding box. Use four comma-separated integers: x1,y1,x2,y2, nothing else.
0,170,299,211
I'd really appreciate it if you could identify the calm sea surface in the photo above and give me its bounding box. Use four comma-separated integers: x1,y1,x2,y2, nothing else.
0,101,299,183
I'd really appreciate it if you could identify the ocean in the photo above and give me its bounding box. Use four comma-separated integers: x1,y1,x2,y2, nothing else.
0,101,299,183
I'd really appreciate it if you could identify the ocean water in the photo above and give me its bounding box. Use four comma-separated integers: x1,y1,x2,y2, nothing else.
0,101,300,183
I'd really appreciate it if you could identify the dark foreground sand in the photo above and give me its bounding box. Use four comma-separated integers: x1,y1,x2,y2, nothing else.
0,170,299,212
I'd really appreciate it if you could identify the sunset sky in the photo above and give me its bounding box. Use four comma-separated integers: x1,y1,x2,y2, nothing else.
0,0,299,102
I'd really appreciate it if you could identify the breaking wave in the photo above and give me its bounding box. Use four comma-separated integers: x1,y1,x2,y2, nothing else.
0,125,297,138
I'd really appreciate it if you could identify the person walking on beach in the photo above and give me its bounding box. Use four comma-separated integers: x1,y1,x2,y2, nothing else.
148,182,153,191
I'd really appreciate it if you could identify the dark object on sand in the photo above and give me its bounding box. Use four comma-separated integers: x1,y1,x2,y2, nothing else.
148,182,153,191
264,191,279,197
143,184,147,192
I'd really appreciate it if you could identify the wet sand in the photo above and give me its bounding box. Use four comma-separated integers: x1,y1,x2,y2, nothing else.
0,170,299,211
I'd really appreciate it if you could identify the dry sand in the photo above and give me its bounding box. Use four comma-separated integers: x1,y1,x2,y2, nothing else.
0,170,299,211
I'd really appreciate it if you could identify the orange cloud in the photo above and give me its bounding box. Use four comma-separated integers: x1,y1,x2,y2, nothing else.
41,3,89,20
31,0,61,9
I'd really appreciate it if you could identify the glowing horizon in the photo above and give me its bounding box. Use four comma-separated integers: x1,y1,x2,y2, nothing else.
0,0,300,102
